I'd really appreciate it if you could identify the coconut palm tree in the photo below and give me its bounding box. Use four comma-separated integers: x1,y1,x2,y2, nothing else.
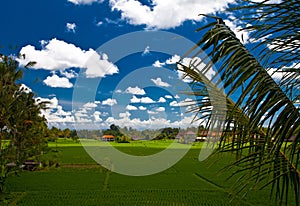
178,0,300,205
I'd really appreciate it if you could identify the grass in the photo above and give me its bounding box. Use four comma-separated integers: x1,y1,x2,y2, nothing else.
2,139,297,205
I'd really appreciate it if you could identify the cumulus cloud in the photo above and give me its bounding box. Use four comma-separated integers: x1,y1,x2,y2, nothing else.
66,23,76,33
155,107,165,112
18,38,118,78
68,0,103,5
139,106,147,110
126,105,138,110
83,102,98,110
152,60,165,68
109,0,234,29
102,98,117,106
59,69,78,79
35,97,75,124
103,113,198,130
158,97,166,103
166,55,180,64
43,74,73,88
130,95,155,104
170,101,179,107
125,86,146,95
151,77,170,87
93,111,102,122
36,96,198,130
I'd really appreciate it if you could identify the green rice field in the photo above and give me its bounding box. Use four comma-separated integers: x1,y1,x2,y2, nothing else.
2,139,296,205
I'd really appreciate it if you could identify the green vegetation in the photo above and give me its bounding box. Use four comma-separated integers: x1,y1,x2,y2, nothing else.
0,54,49,193
2,140,297,205
178,0,300,204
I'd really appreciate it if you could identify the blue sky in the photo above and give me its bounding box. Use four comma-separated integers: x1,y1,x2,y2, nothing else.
0,0,281,130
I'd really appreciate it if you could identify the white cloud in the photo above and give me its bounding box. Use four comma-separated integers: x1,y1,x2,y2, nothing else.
152,60,165,68
126,105,138,110
166,54,180,64
103,113,198,130
60,69,78,79
102,98,117,106
170,101,179,107
115,89,123,93
104,17,121,25
165,95,172,99
139,106,147,110
147,110,158,115
156,107,165,112
68,0,103,5
267,64,300,81
43,74,73,88
158,97,166,103
224,18,250,43
140,97,156,103
125,86,146,95
96,21,103,26
142,46,150,55
119,111,131,118
178,56,215,81
93,111,102,122
36,97,75,124
130,95,141,103
130,95,156,104
151,77,170,87
83,102,98,110
66,23,76,33
109,0,234,29
18,38,118,78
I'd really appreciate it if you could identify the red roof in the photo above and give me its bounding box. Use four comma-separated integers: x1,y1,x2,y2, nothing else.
103,135,115,139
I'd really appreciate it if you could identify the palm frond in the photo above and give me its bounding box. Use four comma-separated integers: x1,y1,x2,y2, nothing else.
179,16,300,205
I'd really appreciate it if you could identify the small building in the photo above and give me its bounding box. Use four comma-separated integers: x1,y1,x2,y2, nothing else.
102,135,115,141
195,136,207,142
185,131,196,143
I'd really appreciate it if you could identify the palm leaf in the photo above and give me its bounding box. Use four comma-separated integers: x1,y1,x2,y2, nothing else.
179,14,300,205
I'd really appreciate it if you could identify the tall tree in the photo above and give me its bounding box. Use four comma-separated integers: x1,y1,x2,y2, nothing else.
0,53,48,192
178,0,300,205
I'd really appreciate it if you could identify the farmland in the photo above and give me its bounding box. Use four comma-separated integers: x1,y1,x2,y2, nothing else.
2,139,296,205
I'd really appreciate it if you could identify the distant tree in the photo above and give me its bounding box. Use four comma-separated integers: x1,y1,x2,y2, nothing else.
63,128,71,139
103,124,130,143
70,129,79,142
154,127,179,140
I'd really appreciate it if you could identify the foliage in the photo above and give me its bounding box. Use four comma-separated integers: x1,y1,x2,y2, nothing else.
178,0,300,204
0,53,48,193
102,124,130,143
154,127,180,140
